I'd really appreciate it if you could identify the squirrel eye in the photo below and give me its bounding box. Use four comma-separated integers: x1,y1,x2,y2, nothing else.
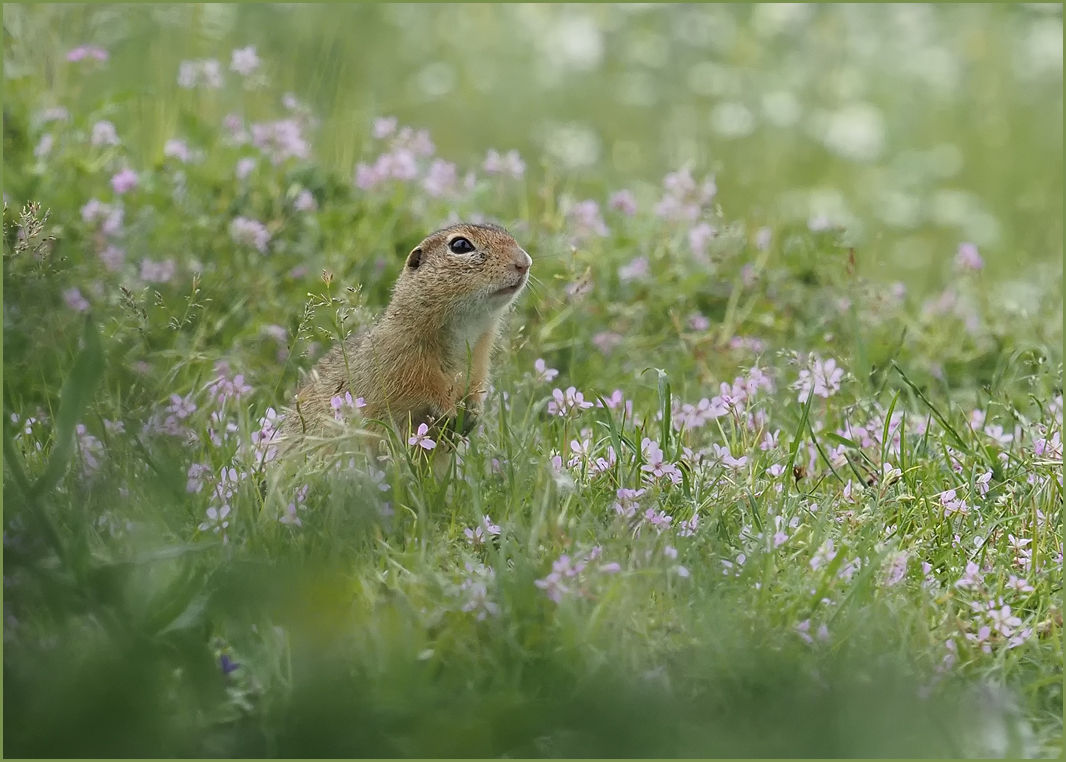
448,237,475,254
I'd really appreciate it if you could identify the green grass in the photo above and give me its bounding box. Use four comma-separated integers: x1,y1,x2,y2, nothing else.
3,4,1063,758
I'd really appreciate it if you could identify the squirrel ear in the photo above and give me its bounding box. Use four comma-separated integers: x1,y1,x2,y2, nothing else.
406,247,423,270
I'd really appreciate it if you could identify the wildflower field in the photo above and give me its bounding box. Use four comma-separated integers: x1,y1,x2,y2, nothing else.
3,4,1063,757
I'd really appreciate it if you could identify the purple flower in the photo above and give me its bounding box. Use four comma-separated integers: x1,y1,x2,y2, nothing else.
954,561,983,590
110,168,138,194
40,107,70,123
612,487,645,518
140,259,176,284
293,189,317,212
235,158,257,180
599,562,621,574
882,551,908,586
422,159,457,197
219,654,239,675
163,139,192,162
178,59,223,89
792,355,844,403
372,116,397,139
569,200,609,239
755,226,772,251
547,387,594,417
67,45,108,63
654,166,716,221
329,391,366,421
101,206,124,236
608,190,638,216
810,539,837,571
618,256,649,282
688,312,710,331
483,149,525,179
91,120,119,147
229,217,271,253
198,504,231,535
408,423,436,450
251,119,309,164
34,134,54,159
688,222,716,259
955,242,983,271
534,358,559,383
63,288,90,312
393,126,435,157
230,46,260,75
592,331,624,355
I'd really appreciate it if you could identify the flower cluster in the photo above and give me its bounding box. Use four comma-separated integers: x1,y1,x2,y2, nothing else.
547,386,595,417
653,165,717,222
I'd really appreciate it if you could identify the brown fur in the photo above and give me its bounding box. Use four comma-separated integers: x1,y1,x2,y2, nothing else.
279,222,531,447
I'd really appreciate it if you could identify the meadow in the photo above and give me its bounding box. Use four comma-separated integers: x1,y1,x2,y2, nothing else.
3,4,1063,757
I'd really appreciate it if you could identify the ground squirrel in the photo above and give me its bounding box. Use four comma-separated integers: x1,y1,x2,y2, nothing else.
279,222,532,449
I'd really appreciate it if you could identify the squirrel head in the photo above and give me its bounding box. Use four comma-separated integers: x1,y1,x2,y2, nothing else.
390,222,532,339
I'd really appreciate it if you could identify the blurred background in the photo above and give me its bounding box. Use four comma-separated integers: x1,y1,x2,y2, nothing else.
5,3,1063,293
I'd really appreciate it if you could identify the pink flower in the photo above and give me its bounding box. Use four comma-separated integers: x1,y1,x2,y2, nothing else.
372,117,397,139
533,358,559,383
140,258,176,284
235,158,257,180
792,355,844,403
230,46,260,75
63,287,90,312
688,222,716,259
592,331,623,355
99,245,125,272
163,139,192,162
91,121,119,147
110,168,138,194
250,119,309,164
1005,575,1034,593
422,158,457,197
955,242,983,271
608,190,638,216
569,200,609,239
547,387,594,417
654,166,716,221
810,540,837,571
882,551,908,586
67,45,108,63
688,312,710,331
612,487,645,518
640,438,682,484
408,423,436,450
229,217,271,253
178,59,223,89
293,189,317,212
954,561,983,589
483,149,525,179
34,134,54,159
642,507,673,532
618,256,649,282
40,106,70,122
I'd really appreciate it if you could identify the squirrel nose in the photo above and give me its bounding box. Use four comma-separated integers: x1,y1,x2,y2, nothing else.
512,249,532,275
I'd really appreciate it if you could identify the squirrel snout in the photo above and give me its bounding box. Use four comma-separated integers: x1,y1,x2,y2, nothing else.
511,249,532,275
